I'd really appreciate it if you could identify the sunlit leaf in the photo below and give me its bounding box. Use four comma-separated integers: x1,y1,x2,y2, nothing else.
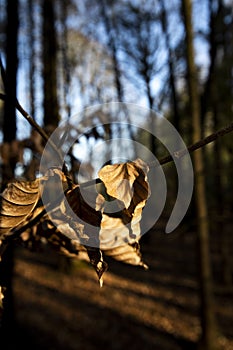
98,158,150,248
66,185,102,228
0,179,40,235
85,246,108,287
103,241,148,270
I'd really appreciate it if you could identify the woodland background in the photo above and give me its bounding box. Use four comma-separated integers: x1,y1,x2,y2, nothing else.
0,0,233,350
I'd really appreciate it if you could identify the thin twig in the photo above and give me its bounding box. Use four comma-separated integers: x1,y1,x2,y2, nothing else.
152,121,233,167
79,121,233,188
0,92,62,161
0,57,53,150
0,91,73,188
0,57,70,179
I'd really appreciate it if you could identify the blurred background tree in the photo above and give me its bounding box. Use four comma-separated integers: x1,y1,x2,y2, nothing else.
0,0,19,339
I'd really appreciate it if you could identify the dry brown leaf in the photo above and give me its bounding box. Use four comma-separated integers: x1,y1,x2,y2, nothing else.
98,158,150,249
85,246,108,287
0,179,40,235
103,241,148,270
65,185,102,228
0,168,67,238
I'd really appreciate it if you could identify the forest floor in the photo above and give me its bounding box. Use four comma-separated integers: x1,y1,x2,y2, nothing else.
3,226,233,350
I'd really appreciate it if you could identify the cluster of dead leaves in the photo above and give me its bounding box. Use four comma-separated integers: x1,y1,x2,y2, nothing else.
0,159,150,286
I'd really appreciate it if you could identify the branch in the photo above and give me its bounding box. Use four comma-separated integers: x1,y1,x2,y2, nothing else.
80,121,233,188
154,121,233,167
0,92,73,187
0,92,61,160
0,57,70,178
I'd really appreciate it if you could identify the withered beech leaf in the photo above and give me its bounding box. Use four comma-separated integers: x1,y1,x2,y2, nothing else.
98,158,150,208
98,158,150,249
0,179,41,235
0,168,67,238
85,246,108,287
65,185,102,228
103,241,148,270
47,184,103,248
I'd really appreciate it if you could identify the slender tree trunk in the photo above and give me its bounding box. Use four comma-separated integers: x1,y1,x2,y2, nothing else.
201,0,222,129
0,243,15,337
42,0,60,128
100,0,123,103
58,0,71,119
0,0,19,338
207,0,232,287
159,0,180,132
212,111,232,286
27,0,36,119
145,75,157,156
182,0,220,349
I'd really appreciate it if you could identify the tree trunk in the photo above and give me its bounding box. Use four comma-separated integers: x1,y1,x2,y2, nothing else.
182,0,220,349
42,0,60,128
0,0,19,337
159,0,180,132
27,0,36,119
100,0,123,103
206,0,232,287
58,0,72,119
0,243,15,339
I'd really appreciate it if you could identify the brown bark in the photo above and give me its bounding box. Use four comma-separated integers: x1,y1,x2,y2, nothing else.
58,0,71,119
159,0,180,132
27,0,36,119
0,0,19,337
182,0,220,349
42,0,60,128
